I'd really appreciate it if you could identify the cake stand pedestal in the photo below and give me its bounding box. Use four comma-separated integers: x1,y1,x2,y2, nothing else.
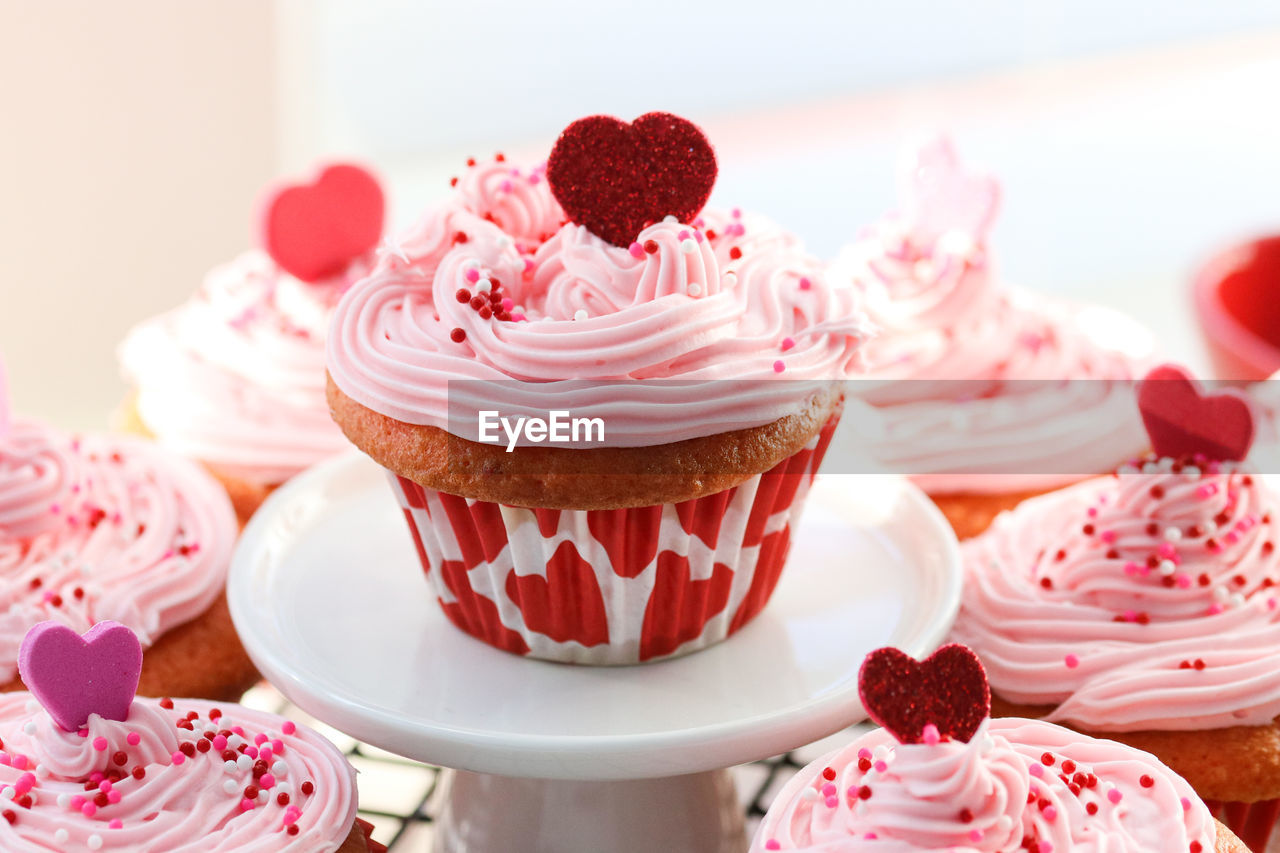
228,454,961,853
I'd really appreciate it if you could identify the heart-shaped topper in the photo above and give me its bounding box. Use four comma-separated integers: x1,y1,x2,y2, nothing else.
18,621,143,732
1137,364,1255,462
898,135,1000,247
259,163,385,283
858,644,990,745
546,112,717,247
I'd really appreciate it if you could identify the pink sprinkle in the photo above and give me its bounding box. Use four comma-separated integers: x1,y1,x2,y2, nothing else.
255,733,269,746
677,230,690,240
873,760,888,773
1176,574,1192,589
0,755,7,767
260,747,274,762
281,721,297,736
11,756,27,771
1208,603,1225,615
92,737,108,751
240,798,256,812
1107,788,1123,804
1100,529,1116,543
921,724,940,745
1181,797,1192,811
98,780,112,793
171,752,185,765
1039,843,1053,853
499,179,513,193
1043,805,1057,820
1087,507,1098,518
847,786,859,797
107,790,121,804
213,735,228,750
1029,763,1044,778
1122,609,1138,622
77,729,88,738
969,830,983,842
766,842,781,851
857,748,872,760
798,277,812,290
773,360,785,374
821,783,836,797
731,207,742,218
1157,543,1177,558
81,802,96,817
126,732,141,746
89,772,102,784
464,268,479,283
109,819,123,830
1225,531,1240,545
232,726,246,737
71,796,85,809
245,746,259,759
781,337,795,351
1269,598,1278,611
825,795,838,808
260,773,276,789
1064,654,1080,669
1123,562,1141,577
502,297,514,311
693,230,705,243
271,739,284,753
628,242,645,259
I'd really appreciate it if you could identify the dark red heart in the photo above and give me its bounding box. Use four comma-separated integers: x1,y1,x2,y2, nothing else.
1137,364,1255,462
858,644,990,745
546,112,717,247
260,163,385,282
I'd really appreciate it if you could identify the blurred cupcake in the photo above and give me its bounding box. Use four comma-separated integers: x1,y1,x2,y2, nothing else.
118,164,385,524
830,137,1153,538
952,365,1280,849
327,112,867,664
1,357,256,700
2,620,382,852
751,643,1241,852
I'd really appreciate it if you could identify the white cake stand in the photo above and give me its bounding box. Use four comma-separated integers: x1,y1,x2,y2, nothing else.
227,453,961,853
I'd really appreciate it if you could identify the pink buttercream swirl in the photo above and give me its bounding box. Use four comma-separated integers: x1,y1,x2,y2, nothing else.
0,421,235,683
0,693,357,851
119,250,359,485
953,455,1280,730
327,157,869,447
831,138,1152,494
751,717,1215,851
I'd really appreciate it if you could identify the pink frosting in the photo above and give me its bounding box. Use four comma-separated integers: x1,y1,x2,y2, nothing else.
751,717,1215,852
0,420,235,683
831,138,1152,494
0,693,356,851
327,157,869,447
119,250,359,485
953,456,1280,731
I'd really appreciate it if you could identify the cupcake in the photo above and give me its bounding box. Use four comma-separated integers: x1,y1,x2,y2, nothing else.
830,137,1153,538
1,358,257,700
0,619,382,852
751,643,1242,852
326,112,868,664
951,364,1280,849
118,163,385,524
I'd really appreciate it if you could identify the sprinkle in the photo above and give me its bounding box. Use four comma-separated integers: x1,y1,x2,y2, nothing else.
800,787,818,803
223,779,239,795
87,835,103,850
92,737,107,752
1064,654,1079,669
798,277,812,290
126,732,140,746
109,819,122,830
687,283,702,297
921,724,941,745
628,242,645,259
781,337,795,351
969,830,983,842
765,842,781,851
1181,797,1192,811
1043,805,1058,820
240,798,256,812
1107,788,1122,804
573,309,588,322
1029,763,1044,778
680,238,697,254
450,328,466,343
171,752,185,765
773,360,786,374
55,829,69,844
464,268,479,283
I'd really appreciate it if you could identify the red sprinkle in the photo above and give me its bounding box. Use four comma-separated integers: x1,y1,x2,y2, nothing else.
729,246,743,260
450,328,466,343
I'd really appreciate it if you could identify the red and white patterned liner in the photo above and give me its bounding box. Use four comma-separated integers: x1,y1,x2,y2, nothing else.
388,418,838,664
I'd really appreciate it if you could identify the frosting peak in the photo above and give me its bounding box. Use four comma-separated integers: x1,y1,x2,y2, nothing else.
0,421,81,539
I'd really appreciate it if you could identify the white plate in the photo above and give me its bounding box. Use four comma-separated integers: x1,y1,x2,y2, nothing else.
228,453,961,779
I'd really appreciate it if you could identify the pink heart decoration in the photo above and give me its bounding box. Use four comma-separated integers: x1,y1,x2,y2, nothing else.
858,644,990,745
899,136,1000,246
259,163,385,283
18,621,143,731
1137,364,1255,462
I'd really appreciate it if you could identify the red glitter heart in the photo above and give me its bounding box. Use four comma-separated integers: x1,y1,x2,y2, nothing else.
260,163,385,282
1137,364,1255,462
546,112,717,247
858,644,990,745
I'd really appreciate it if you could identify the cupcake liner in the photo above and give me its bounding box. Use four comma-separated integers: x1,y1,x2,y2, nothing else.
1205,798,1280,852
388,417,837,664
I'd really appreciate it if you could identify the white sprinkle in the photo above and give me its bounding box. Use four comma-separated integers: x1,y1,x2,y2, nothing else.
722,271,737,286
1230,593,1246,608
1142,462,1160,474
23,721,36,736
54,829,69,844
935,229,976,257
1214,586,1231,603
687,283,702,297
496,235,513,250
872,745,890,761
800,787,819,802
1158,560,1176,577
24,699,39,713
1117,464,1138,476
1183,466,1201,477
663,215,678,224
573,309,588,322
1204,521,1219,535
35,765,49,779
224,760,239,774
57,794,71,808
227,735,245,751
237,754,253,771
257,789,268,802
1164,527,1182,542
0,787,13,800
88,835,103,850
272,761,288,777
679,238,697,254
223,779,239,795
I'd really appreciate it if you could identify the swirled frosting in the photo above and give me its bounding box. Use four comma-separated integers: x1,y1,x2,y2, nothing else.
830,138,1152,493
751,717,1215,852
327,156,869,447
0,420,235,683
952,455,1280,731
0,693,356,851
119,250,359,485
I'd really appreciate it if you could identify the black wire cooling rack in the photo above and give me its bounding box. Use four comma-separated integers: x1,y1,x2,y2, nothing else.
240,683,868,849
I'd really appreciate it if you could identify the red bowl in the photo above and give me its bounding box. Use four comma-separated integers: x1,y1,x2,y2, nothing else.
1193,234,1280,381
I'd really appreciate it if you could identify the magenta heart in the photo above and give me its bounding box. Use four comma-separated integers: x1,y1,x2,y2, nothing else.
1137,364,1255,462
858,644,990,745
260,163,385,283
18,621,142,731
